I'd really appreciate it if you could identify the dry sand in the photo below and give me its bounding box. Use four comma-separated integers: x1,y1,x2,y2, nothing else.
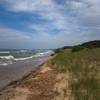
0,61,72,100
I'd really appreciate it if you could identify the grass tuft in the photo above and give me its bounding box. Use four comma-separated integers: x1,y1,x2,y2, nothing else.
52,48,100,100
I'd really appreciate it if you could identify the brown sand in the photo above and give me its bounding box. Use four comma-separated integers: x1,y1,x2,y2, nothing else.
0,61,72,100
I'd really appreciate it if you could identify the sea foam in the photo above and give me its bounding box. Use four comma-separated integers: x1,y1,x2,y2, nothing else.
0,51,53,66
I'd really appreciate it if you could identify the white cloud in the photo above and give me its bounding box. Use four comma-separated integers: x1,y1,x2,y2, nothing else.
70,0,100,26
0,25,74,49
2,0,54,12
0,26,33,48
0,25,99,49
0,0,100,48
2,0,69,33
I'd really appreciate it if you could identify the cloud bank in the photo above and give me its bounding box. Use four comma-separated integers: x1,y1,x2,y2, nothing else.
0,0,100,49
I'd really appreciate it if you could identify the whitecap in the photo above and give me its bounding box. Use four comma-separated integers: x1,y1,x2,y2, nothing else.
0,51,10,54
0,55,14,60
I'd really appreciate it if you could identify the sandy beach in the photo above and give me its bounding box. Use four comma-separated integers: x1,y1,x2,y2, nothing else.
0,57,58,100
0,54,53,90
0,55,72,100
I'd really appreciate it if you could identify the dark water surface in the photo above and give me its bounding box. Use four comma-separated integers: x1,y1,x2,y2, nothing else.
0,55,51,90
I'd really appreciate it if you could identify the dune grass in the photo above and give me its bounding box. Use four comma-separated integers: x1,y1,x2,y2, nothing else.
52,48,100,100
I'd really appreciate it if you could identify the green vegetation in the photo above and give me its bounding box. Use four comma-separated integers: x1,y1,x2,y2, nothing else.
54,48,62,53
52,48,100,100
54,40,100,53
82,40,100,48
72,45,85,52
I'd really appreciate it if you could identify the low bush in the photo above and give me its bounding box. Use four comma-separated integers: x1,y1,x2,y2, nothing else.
72,45,85,52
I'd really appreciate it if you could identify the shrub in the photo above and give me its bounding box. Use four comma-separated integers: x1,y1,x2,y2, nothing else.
54,49,62,53
72,45,84,52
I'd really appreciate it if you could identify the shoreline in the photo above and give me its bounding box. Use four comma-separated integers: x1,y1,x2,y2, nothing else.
0,55,56,100
0,54,72,100
0,62,43,92
0,55,53,91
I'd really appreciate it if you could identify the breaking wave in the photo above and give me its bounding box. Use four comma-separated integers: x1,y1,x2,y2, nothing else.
0,51,53,66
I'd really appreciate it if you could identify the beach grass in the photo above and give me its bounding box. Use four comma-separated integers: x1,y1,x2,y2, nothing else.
52,48,100,100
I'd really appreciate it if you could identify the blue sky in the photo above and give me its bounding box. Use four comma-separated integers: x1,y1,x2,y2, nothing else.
0,0,100,49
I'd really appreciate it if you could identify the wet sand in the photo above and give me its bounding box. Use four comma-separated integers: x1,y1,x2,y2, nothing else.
0,58,58,100
0,55,71,100
0,55,52,91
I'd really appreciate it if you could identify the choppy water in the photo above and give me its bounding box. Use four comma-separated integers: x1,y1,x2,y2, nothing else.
0,49,53,90
0,49,52,66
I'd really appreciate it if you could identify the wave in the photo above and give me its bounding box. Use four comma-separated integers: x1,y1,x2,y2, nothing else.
0,63,8,66
0,51,53,66
0,55,14,60
15,51,53,61
14,56,34,61
0,51,53,60
0,51,10,54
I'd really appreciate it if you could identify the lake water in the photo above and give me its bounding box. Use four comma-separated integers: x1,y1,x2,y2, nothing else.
0,49,53,90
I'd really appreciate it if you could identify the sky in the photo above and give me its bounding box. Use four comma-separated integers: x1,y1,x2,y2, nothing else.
0,0,100,49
